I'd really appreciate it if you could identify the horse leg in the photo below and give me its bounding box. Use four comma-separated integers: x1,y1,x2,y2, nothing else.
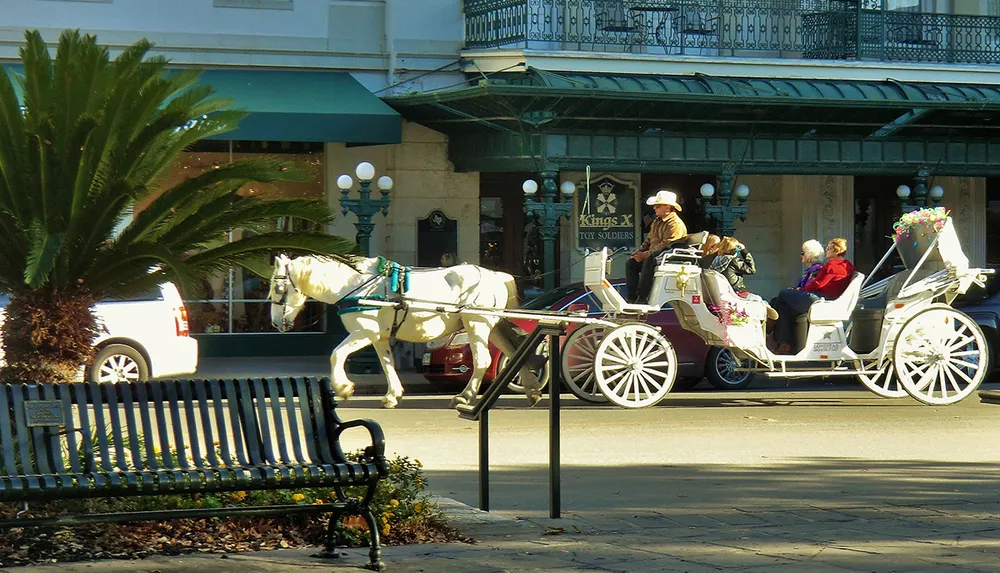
330,330,375,400
371,339,404,408
490,320,542,407
450,316,498,408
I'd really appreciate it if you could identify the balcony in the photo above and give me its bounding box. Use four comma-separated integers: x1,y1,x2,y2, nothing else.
464,0,1000,65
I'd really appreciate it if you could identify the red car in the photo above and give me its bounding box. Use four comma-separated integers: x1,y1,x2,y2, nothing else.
419,281,753,392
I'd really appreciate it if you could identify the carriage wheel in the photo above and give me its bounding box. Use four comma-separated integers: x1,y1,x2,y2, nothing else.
892,306,988,406
560,324,610,403
856,363,907,398
594,323,676,408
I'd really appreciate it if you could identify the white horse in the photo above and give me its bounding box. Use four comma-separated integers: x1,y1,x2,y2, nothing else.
268,254,542,408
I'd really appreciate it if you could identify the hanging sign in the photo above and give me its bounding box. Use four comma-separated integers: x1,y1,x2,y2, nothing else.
575,174,638,252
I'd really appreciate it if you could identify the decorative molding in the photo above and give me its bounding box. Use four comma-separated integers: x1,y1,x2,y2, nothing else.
214,0,293,9
822,175,837,242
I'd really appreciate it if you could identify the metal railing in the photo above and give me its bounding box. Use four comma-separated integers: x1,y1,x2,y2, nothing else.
464,0,1000,64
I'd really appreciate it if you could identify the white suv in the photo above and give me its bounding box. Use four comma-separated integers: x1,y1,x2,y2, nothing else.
0,283,198,383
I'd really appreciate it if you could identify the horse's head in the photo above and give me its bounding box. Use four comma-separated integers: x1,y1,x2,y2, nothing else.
269,254,309,332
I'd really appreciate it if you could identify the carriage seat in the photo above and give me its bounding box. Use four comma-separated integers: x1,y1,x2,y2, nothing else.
806,272,866,324
657,231,710,265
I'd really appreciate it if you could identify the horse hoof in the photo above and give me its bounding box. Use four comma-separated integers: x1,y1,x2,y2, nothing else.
449,395,470,409
525,392,542,407
381,396,398,409
334,383,356,400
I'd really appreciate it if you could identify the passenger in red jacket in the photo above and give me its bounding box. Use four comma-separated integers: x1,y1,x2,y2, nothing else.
772,238,856,354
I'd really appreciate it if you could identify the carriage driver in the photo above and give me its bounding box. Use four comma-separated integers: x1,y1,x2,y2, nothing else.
626,190,688,304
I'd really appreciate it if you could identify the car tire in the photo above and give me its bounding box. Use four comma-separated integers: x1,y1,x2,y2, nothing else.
90,344,149,384
705,347,754,390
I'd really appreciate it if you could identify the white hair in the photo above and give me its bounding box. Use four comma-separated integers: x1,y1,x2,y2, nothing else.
802,239,825,263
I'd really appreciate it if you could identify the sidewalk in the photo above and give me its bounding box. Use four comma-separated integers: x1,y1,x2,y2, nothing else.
5,491,1000,572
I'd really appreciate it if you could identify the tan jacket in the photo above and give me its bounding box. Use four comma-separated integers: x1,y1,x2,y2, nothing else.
641,212,687,253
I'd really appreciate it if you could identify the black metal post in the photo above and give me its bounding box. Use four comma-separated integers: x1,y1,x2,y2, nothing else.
339,166,392,256
338,164,392,374
702,168,748,237
479,409,489,511
524,170,575,291
548,332,561,519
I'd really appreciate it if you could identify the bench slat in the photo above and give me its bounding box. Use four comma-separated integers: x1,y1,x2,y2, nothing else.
0,385,18,477
120,382,156,491
40,384,74,490
251,378,286,484
11,388,41,491
151,381,187,490
211,380,248,488
89,382,123,489
308,378,336,464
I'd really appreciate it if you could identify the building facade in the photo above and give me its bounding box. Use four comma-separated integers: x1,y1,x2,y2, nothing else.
4,0,1000,363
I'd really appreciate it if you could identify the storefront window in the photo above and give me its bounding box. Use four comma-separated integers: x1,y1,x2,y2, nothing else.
147,140,326,334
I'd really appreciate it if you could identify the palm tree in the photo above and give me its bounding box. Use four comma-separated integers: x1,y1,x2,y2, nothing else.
0,30,357,382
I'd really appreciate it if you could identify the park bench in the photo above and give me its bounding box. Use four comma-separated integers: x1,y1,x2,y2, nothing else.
0,377,388,571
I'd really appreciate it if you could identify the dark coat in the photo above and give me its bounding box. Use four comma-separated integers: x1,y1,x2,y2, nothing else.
709,250,756,293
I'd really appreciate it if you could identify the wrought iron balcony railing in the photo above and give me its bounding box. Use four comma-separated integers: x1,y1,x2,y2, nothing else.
464,0,1000,65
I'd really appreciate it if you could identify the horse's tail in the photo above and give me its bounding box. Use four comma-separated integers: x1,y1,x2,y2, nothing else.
502,273,519,310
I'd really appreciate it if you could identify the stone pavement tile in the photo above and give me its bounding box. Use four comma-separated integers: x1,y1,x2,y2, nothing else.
525,514,640,534
736,509,825,527
706,509,769,527
642,540,800,569
739,563,866,573
783,507,863,523
598,555,728,573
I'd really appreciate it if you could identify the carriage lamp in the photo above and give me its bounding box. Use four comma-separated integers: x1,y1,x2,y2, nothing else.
523,170,576,290
896,167,943,212
337,161,393,256
699,168,749,237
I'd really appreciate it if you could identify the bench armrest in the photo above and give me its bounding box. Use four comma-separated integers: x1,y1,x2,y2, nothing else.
333,418,389,476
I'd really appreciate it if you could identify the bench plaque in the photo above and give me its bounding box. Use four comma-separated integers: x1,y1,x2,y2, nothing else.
24,400,64,427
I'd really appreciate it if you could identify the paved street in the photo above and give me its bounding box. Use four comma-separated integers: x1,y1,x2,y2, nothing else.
8,382,1000,572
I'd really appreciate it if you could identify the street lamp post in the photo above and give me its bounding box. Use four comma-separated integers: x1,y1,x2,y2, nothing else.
699,169,750,237
523,170,576,291
336,161,393,256
896,167,944,212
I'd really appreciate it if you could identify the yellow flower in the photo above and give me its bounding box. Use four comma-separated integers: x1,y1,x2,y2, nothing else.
414,502,423,514
231,491,247,501
382,523,390,537
292,493,306,502
415,459,423,468
389,499,399,507
314,499,325,504
382,512,394,519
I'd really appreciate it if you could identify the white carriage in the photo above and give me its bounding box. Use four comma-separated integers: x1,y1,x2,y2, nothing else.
569,211,992,408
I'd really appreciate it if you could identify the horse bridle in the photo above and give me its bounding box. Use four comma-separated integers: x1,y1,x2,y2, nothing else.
272,268,298,332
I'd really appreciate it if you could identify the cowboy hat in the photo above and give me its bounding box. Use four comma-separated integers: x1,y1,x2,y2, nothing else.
646,189,683,211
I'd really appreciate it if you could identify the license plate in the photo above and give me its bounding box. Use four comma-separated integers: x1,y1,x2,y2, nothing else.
422,352,431,366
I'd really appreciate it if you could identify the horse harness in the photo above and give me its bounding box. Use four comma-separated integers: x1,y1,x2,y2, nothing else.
337,256,413,339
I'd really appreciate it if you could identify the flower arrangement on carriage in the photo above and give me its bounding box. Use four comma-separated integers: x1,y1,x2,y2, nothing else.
891,206,952,270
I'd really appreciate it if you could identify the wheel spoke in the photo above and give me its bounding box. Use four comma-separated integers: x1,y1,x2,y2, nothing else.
944,361,975,385
947,357,979,370
912,363,937,393
946,333,977,352
643,366,669,380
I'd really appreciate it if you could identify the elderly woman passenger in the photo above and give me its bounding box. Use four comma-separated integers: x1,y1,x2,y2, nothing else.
796,239,825,289
771,238,856,354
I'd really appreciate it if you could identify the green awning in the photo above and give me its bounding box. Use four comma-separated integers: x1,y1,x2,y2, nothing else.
385,70,1000,139
198,69,401,144
0,65,401,144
